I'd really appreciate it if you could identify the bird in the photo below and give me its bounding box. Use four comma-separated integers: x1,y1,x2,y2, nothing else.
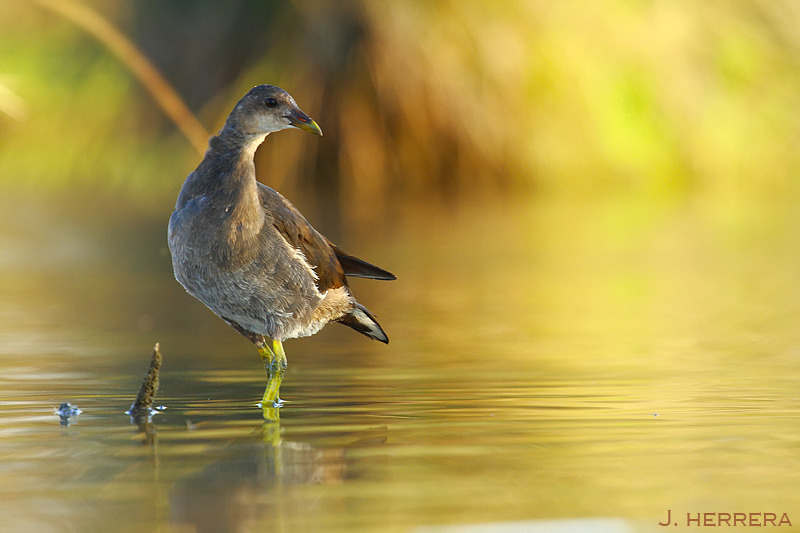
168,85,395,412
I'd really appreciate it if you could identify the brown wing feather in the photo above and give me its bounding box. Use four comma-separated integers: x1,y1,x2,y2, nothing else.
257,183,347,292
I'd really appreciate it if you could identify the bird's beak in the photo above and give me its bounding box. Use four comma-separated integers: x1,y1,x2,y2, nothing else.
286,108,323,136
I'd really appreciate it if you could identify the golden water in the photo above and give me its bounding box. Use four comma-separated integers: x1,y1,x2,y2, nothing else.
1,193,799,532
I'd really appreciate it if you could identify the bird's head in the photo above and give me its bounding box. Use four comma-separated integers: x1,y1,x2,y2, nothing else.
226,85,323,137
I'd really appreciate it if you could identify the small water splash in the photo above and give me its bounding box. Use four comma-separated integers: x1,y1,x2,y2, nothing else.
55,402,82,426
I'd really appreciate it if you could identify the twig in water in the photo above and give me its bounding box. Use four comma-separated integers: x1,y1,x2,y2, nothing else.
130,342,162,413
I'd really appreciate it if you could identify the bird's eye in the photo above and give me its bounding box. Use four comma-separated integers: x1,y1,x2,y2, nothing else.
265,98,277,108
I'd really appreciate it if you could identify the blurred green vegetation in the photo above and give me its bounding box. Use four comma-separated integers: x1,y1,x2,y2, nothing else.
2,0,800,218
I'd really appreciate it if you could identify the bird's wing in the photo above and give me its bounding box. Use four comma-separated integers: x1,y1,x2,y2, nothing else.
257,183,346,292
328,243,396,280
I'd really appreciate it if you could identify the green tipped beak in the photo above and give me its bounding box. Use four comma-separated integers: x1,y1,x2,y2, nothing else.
286,108,323,136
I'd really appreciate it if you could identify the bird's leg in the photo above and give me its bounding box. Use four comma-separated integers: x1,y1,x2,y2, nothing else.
272,339,287,374
257,342,277,378
260,339,287,413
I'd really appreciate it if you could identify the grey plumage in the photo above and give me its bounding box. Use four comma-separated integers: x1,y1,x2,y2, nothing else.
168,85,394,349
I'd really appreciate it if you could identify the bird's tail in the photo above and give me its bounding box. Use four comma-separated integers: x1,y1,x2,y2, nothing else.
338,303,389,344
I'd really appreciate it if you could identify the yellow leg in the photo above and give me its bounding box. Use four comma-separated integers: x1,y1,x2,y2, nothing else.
272,339,287,373
258,342,276,376
258,339,287,415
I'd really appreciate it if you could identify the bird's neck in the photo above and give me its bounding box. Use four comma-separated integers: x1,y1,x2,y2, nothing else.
198,129,267,194
181,129,268,232
216,126,268,160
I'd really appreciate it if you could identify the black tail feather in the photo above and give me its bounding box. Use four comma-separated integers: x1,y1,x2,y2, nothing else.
330,244,396,280
338,303,389,344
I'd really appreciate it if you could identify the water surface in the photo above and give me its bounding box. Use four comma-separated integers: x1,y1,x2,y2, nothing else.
1,193,799,532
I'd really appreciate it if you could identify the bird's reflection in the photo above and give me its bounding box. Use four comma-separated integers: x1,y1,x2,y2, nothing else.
168,408,347,533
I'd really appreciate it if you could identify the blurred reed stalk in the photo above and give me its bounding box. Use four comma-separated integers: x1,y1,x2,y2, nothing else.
32,0,209,154
0,80,28,121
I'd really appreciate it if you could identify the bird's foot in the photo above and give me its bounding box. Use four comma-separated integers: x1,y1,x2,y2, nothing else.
257,339,286,419
256,397,284,409
261,394,283,424
260,372,284,411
